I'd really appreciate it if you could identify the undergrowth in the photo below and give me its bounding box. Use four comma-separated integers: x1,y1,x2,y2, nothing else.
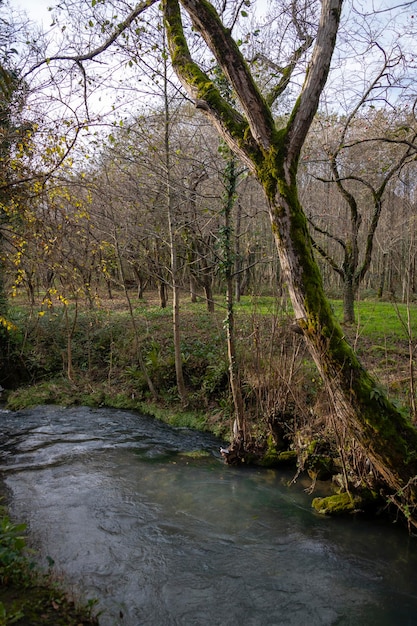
3,294,416,428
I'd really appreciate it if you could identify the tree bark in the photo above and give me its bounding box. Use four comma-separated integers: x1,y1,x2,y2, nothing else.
343,277,355,325
189,274,197,303
234,200,242,302
267,169,417,494
222,152,246,447
377,252,387,299
202,275,214,313
159,281,167,308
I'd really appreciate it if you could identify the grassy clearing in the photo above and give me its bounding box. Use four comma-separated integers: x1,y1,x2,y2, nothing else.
3,292,415,423
331,298,417,342
328,299,416,400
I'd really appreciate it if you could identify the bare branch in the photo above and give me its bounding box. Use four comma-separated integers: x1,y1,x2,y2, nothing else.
257,34,314,106
163,0,262,169
357,0,417,17
178,0,276,150
307,215,347,251
24,0,158,77
310,236,344,277
286,0,343,166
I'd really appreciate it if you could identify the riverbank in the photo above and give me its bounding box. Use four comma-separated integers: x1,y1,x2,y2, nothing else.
0,503,99,625
1,294,416,620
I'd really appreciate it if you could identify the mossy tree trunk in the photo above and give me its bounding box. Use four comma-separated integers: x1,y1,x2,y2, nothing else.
162,0,417,520
343,275,355,325
267,165,417,495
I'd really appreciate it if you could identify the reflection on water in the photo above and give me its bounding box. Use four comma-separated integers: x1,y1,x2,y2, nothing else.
1,405,417,625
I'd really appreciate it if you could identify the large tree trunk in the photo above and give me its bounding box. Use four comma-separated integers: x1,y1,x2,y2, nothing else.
267,170,417,498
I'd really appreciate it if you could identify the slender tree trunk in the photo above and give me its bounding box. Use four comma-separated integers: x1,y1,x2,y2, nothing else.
114,234,158,401
106,279,113,300
159,281,167,308
132,266,146,299
189,274,197,303
234,201,242,302
203,277,214,313
63,301,77,382
0,235,8,316
163,35,187,405
223,154,245,448
343,277,355,324
226,273,245,443
378,252,387,299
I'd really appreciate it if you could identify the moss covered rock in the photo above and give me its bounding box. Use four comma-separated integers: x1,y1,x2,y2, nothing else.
312,492,362,516
258,449,298,468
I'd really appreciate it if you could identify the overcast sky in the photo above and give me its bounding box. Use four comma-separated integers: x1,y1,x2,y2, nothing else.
15,0,53,25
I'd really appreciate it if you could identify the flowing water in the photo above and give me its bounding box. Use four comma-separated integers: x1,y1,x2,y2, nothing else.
1,405,417,626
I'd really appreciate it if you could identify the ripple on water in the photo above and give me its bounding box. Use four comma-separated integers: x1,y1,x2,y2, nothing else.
1,406,417,626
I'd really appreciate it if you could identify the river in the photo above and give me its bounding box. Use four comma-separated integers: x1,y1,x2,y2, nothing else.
1,405,417,625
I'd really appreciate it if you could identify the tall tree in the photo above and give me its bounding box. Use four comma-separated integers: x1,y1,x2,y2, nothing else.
160,0,417,520
219,146,246,453
161,31,187,405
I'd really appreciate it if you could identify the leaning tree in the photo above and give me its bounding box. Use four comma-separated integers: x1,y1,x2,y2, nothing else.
158,0,417,519
21,0,417,524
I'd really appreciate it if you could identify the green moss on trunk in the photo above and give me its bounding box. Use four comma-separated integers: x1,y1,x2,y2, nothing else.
257,151,417,508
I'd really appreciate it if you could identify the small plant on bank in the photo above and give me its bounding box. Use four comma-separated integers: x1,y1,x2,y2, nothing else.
0,601,24,625
0,512,30,587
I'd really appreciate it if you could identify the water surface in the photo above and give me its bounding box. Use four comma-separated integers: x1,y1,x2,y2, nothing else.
1,405,417,625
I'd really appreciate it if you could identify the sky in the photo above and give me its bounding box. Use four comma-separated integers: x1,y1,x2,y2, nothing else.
15,0,270,24
12,0,417,117
15,0,53,25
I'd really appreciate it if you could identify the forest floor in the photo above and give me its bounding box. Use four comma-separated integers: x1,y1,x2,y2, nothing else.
0,583,99,625
5,291,415,419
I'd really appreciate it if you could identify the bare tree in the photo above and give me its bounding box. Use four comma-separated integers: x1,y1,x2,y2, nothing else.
304,110,417,323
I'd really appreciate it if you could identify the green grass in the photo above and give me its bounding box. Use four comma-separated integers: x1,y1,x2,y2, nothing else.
331,299,417,342
8,292,417,346
188,294,417,343
5,293,416,415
